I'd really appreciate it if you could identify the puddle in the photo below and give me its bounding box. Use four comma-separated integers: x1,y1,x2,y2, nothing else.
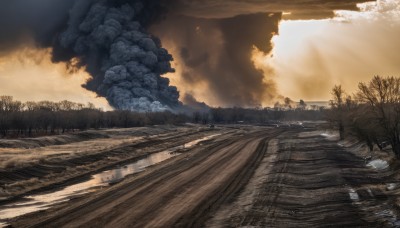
184,134,221,148
0,133,221,225
367,159,389,170
0,150,178,224
387,183,400,191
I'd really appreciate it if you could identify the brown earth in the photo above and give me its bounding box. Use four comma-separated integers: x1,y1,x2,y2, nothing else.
10,127,281,227
0,125,223,200
7,124,400,227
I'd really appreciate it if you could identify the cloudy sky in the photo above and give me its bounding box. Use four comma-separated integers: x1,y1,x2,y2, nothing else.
265,0,400,102
0,0,399,108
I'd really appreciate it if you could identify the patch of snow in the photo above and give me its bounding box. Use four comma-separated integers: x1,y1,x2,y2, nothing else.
387,183,399,191
367,159,389,170
348,188,360,201
367,188,374,197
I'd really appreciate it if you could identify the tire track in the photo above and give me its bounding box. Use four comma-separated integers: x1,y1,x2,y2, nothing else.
11,128,282,227
220,130,381,227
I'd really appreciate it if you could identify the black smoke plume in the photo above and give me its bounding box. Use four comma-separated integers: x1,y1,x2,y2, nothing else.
1,0,180,112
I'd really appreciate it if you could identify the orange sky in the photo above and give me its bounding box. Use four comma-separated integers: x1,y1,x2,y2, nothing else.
261,0,400,101
0,47,112,110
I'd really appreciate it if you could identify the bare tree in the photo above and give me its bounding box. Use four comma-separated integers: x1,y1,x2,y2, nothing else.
347,103,380,151
329,85,347,140
357,76,400,157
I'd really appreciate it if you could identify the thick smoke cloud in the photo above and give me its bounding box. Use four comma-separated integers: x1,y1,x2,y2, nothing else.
0,0,180,112
181,94,210,112
53,0,180,112
0,0,374,110
152,13,281,107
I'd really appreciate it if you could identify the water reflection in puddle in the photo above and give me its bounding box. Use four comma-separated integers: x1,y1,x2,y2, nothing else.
184,134,221,148
0,151,178,225
0,133,220,225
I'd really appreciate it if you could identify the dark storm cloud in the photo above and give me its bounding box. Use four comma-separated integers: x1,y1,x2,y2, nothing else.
168,0,373,19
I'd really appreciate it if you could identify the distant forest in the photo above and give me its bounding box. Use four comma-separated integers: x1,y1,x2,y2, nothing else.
0,96,325,138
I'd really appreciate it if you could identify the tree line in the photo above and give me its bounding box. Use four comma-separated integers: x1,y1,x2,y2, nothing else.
0,96,326,138
202,106,325,124
0,96,187,137
328,76,400,158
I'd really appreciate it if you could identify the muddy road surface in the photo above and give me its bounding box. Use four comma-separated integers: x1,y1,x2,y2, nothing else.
11,127,282,227
208,130,398,227
7,125,400,227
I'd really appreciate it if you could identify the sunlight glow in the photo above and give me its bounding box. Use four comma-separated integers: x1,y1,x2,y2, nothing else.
257,0,400,102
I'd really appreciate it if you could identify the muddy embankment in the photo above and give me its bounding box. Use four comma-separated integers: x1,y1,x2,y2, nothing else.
0,125,223,201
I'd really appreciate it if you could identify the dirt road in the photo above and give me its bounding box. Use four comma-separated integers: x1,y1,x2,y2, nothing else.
208,130,396,227
10,125,399,227
12,128,282,227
